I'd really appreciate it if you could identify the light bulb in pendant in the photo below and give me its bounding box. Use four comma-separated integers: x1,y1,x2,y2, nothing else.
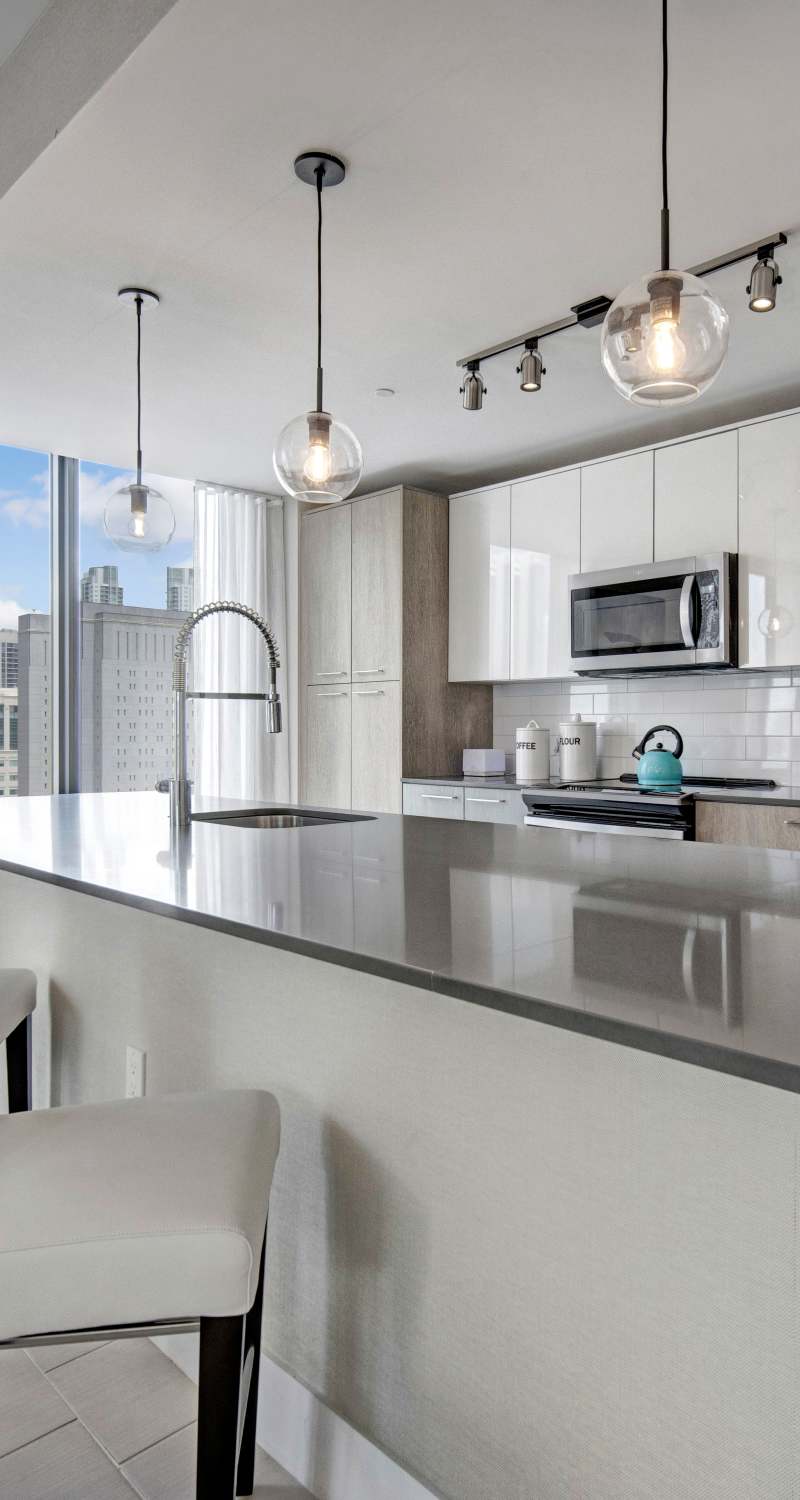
647,318,686,375
302,412,333,485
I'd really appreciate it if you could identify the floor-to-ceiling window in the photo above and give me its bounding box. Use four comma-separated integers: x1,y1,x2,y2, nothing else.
0,445,51,795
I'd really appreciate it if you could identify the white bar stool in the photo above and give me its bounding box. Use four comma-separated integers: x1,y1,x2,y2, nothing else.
0,1084,280,1499
0,968,36,1112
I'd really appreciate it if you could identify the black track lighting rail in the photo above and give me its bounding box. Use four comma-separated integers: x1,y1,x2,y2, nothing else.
456,230,788,372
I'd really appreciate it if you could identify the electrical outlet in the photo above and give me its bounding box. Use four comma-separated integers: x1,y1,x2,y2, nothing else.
125,1045,146,1099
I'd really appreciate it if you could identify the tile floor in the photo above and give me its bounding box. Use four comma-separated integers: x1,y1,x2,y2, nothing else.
0,1337,311,1499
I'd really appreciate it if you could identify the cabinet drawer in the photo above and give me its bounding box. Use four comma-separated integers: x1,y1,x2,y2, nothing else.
464,789,527,826
402,783,464,819
695,801,800,851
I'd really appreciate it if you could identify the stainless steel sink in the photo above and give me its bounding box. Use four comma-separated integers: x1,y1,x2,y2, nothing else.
192,808,374,831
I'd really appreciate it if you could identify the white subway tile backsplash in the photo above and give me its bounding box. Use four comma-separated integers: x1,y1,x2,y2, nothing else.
494,672,800,786
703,712,791,736
694,689,748,713
745,687,800,712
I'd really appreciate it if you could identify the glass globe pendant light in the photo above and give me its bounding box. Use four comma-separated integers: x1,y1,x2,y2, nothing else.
273,152,363,504
601,1,729,405
103,288,176,552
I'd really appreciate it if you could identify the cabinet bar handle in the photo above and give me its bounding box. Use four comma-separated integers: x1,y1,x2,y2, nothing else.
467,796,506,804
422,793,457,800
783,820,800,828
317,670,346,677
354,667,386,674
354,689,385,696
317,691,348,697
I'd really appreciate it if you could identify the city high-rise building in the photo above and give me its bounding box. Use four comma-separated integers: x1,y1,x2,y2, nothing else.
18,602,193,795
166,566,194,612
81,565,124,605
0,628,20,795
0,628,18,687
0,686,18,796
17,615,50,795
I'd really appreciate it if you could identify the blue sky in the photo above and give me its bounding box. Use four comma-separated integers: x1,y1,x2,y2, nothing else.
0,445,194,625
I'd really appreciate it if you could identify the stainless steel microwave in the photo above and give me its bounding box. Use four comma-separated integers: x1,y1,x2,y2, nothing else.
568,553,737,674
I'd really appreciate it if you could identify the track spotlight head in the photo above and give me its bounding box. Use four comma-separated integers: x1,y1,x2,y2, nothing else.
517,340,545,392
460,361,485,411
747,254,781,312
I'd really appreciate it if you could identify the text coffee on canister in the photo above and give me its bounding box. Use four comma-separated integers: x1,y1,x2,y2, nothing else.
557,714,597,781
515,720,550,782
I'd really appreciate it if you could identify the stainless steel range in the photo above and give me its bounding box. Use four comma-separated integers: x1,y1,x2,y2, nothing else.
522,775,776,841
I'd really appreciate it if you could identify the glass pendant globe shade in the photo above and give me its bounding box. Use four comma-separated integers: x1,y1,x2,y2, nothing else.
273,410,363,504
103,483,176,553
601,269,729,406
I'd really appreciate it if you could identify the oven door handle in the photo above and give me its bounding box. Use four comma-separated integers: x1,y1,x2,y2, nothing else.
524,815,686,840
680,573,698,648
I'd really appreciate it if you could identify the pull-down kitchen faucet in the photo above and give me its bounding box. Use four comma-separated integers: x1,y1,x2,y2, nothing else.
166,600,282,828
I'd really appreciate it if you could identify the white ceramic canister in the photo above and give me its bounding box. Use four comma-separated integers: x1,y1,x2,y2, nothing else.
515,720,550,782
557,713,597,781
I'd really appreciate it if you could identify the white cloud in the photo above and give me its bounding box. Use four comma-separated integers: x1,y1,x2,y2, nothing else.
0,599,25,628
1,497,49,529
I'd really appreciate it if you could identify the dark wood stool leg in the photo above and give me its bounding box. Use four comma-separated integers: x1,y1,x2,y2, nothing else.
197,1311,245,1500
6,1016,31,1113
236,1234,267,1496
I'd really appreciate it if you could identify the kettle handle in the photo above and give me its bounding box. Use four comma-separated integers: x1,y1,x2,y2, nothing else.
632,723,684,760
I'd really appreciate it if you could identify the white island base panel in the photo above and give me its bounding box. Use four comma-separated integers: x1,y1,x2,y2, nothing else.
1,867,797,1500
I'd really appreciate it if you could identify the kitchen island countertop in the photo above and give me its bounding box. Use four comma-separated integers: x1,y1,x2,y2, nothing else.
2,791,800,1092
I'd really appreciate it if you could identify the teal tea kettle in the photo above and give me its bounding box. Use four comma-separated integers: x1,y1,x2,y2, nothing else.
632,724,684,788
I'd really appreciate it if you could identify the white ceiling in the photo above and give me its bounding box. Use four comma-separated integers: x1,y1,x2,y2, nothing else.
0,0,798,495
0,0,52,68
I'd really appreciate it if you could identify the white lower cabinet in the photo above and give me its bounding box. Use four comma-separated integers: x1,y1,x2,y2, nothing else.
351,680,402,814
402,782,464,819
402,782,527,824
464,789,527,826
303,686,351,810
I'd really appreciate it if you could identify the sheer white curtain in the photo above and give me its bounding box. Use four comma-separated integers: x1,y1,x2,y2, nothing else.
192,485,290,802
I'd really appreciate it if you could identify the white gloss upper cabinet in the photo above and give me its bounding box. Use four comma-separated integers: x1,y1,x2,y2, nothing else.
654,432,738,560
449,486,511,681
580,452,654,571
739,414,800,668
510,470,580,679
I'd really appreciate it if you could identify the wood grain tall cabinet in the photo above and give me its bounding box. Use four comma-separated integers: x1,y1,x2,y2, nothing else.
300,485,493,812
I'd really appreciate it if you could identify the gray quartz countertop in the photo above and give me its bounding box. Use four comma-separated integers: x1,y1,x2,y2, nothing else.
3,791,800,1094
402,774,800,806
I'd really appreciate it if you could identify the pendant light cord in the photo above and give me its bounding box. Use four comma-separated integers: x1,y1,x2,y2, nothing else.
660,0,670,271
135,292,143,485
315,163,324,412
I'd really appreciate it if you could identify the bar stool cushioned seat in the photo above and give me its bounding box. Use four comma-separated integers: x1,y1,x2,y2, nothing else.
0,1089,280,1342
0,968,36,1040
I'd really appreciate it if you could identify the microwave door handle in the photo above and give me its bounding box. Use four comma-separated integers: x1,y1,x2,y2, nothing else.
679,573,698,647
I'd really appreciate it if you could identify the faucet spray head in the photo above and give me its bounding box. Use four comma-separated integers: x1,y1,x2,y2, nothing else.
266,694,282,734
